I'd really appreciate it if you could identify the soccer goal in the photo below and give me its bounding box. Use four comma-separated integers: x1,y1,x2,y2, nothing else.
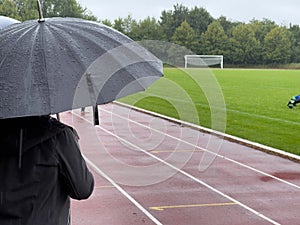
184,55,223,69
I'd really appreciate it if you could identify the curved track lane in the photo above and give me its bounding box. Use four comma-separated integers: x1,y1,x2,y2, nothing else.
60,103,300,225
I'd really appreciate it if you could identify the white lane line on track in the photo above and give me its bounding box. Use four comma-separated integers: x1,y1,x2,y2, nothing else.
99,105,300,190
115,101,300,162
73,112,280,225
83,156,164,225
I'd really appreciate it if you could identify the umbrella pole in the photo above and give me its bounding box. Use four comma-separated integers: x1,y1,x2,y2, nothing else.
56,113,60,121
93,106,99,125
36,0,45,22
85,73,100,126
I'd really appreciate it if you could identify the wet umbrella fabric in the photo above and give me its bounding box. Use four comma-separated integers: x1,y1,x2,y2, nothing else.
0,16,20,29
0,17,163,122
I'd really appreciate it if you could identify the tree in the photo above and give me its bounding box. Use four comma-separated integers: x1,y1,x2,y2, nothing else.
112,17,125,33
229,23,261,64
130,17,162,41
13,0,38,21
81,9,98,21
171,20,198,52
172,4,189,27
200,20,229,56
289,24,300,63
41,0,87,18
217,16,239,36
159,4,189,41
187,6,213,36
101,19,112,27
263,27,292,64
0,0,21,20
250,18,277,44
122,14,137,36
112,15,138,36
158,9,173,40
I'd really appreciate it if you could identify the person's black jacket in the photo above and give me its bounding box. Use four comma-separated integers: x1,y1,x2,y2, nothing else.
0,116,94,225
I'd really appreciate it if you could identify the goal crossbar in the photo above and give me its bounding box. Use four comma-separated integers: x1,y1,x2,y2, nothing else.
184,55,223,69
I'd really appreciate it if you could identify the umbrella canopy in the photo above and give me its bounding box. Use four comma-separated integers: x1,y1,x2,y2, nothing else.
0,16,20,29
0,17,163,123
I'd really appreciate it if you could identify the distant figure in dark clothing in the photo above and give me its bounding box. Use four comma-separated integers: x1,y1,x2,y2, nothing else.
287,94,300,109
0,116,94,225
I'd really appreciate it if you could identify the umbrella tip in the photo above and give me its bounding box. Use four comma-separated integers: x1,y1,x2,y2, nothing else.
37,0,45,22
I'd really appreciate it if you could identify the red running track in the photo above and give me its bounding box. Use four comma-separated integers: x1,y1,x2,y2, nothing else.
60,103,300,225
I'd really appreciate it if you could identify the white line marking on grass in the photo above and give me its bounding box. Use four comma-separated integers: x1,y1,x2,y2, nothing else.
73,112,281,225
83,156,164,225
228,108,300,126
99,104,300,190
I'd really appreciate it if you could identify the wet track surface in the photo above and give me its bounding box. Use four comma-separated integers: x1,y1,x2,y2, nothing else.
60,103,300,225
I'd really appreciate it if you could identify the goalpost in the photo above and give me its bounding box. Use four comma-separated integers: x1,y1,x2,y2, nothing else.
184,55,224,69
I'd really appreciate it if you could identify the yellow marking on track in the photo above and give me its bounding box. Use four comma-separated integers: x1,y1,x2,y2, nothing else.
150,202,237,211
150,149,201,154
94,185,114,189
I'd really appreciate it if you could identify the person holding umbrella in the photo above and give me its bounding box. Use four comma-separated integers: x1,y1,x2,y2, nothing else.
0,1,162,223
0,115,94,225
0,5,95,224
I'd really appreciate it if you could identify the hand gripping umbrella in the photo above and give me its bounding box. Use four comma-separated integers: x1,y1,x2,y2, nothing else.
0,15,20,29
0,1,163,124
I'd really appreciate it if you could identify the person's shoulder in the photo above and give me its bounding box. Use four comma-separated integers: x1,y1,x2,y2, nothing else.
49,117,72,132
49,118,79,140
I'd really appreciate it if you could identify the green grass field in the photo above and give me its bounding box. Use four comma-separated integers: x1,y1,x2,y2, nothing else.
119,68,300,155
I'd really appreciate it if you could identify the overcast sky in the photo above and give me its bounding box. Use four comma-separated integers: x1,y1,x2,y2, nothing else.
79,0,300,25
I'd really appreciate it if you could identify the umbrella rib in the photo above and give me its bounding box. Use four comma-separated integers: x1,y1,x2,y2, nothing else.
44,23,91,72
26,24,51,113
0,23,53,115
0,24,36,68
35,23,52,114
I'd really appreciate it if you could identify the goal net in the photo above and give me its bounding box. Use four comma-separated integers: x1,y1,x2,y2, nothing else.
184,55,223,69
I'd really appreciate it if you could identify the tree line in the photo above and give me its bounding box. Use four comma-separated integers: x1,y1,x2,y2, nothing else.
1,1,300,66
105,4,300,66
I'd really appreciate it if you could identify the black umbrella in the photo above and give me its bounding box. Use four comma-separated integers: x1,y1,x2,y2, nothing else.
0,15,20,29
0,1,163,124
